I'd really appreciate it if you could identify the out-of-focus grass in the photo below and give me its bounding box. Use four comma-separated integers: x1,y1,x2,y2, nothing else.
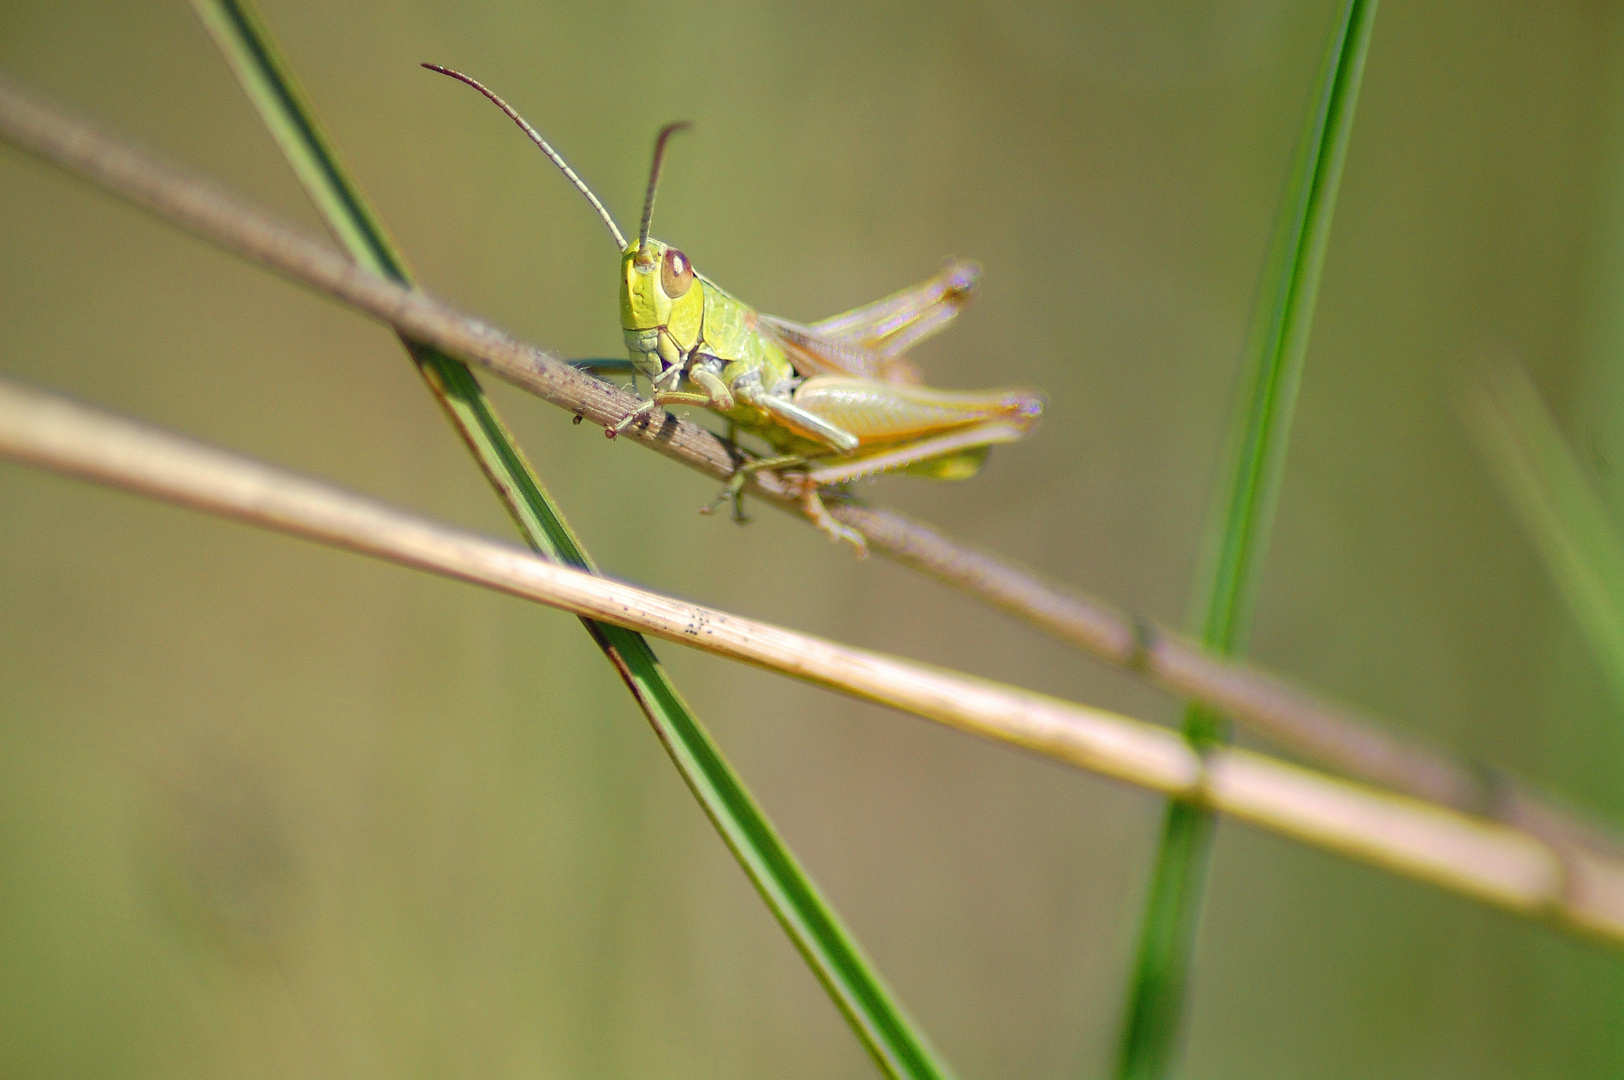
1468,358,1624,712
1113,3,1376,1077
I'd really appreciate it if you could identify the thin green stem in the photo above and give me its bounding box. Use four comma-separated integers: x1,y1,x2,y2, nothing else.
1113,2,1379,1076
187,3,954,1077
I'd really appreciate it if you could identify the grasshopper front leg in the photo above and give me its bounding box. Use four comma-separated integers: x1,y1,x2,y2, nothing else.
611,358,737,436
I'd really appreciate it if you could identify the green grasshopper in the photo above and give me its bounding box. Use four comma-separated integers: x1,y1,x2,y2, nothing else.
425,65,1044,554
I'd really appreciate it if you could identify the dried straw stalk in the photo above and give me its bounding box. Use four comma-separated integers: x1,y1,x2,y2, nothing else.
2,373,1622,947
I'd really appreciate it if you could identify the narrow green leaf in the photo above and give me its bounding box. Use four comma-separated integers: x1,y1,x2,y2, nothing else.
1468,359,1624,708
188,4,955,1077
1114,2,1378,1076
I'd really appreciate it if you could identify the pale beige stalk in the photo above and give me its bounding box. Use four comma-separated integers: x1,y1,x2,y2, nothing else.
2,373,1622,945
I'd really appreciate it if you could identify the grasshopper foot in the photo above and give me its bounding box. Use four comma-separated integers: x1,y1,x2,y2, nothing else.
698,477,752,524
611,398,660,437
799,482,868,557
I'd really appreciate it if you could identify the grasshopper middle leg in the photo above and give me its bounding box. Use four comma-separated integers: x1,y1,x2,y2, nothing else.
700,452,805,524
699,450,868,554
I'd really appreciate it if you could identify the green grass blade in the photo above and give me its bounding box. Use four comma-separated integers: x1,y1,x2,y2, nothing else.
1113,2,1379,1076
1468,359,1624,708
188,0,591,567
188,4,956,1077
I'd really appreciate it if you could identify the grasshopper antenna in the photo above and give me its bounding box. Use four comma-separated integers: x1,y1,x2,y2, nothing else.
422,63,628,250
638,121,691,254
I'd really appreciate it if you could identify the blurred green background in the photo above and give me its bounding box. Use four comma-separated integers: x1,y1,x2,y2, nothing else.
3,1,1624,1076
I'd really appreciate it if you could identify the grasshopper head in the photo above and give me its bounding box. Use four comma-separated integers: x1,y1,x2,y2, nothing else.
618,121,697,381
621,238,703,378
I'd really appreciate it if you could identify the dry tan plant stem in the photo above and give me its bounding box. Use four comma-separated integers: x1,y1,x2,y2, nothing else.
4,373,1624,947
0,72,1613,861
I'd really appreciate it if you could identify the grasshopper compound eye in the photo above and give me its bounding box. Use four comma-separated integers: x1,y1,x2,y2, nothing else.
661,248,694,299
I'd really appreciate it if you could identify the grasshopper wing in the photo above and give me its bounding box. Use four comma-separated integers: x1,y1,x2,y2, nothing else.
760,259,981,385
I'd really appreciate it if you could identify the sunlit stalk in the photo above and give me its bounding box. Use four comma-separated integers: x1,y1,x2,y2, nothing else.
7,372,1624,950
